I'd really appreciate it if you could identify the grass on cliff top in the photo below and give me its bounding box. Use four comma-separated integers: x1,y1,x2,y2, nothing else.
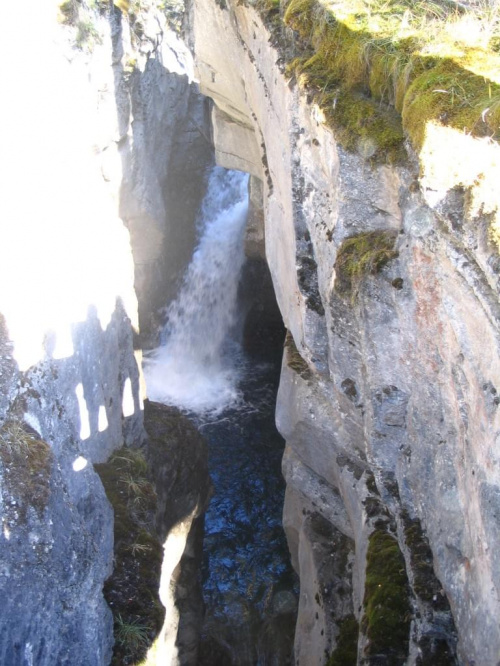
283,0,500,151
271,0,500,246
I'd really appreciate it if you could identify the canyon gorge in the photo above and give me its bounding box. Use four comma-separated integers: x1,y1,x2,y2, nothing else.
1,0,500,664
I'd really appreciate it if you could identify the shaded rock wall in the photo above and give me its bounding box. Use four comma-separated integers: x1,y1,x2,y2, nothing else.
143,400,211,666
107,5,214,344
187,1,500,663
0,317,117,665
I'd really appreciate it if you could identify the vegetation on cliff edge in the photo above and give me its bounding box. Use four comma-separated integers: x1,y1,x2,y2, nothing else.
282,0,499,146
255,0,500,246
0,420,53,524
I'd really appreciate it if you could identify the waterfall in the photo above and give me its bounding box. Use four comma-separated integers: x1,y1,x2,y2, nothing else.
144,167,249,414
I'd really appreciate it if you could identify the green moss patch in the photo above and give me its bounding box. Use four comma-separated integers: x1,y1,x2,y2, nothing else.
0,420,52,523
362,530,411,664
334,230,399,299
247,0,500,218
403,56,500,151
402,513,450,611
280,0,500,156
327,614,359,665
248,0,500,244
323,89,407,162
95,448,165,666
283,0,412,162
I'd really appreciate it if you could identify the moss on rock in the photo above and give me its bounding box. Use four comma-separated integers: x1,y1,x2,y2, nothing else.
403,57,500,151
327,614,359,665
254,0,500,235
284,330,312,380
362,530,411,665
281,0,500,148
95,448,165,666
0,420,53,523
334,230,399,299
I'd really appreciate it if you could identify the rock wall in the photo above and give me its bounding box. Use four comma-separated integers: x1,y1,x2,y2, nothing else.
144,400,211,666
106,3,214,344
187,1,500,664
0,1,213,663
0,3,143,661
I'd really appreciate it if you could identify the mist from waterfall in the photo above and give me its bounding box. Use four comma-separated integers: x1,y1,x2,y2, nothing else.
144,167,249,414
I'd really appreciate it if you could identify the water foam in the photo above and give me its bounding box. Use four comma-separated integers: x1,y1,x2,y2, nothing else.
144,168,249,414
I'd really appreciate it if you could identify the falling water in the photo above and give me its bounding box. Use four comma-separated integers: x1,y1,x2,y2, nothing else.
144,167,249,413
144,166,297,664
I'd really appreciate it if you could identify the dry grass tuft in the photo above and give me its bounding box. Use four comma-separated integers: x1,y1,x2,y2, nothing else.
0,420,53,523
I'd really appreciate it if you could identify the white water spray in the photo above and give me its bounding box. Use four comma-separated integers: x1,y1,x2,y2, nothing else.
144,168,249,413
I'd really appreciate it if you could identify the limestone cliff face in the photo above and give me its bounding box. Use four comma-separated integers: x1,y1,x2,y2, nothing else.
187,1,500,663
0,2,211,663
105,4,214,344
0,3,144,661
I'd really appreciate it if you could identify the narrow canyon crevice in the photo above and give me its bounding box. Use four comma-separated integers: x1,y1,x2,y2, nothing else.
1,0,500,665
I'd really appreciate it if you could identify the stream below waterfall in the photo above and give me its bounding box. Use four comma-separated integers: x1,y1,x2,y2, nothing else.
144,167,297,664
197,353,298,665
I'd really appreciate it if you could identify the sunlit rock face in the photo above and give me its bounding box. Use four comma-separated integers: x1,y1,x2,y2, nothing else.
187,1,500,663
0,2,146,662
1,0,214,662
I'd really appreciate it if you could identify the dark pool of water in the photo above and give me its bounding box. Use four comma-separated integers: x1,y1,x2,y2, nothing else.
195,351,298,666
